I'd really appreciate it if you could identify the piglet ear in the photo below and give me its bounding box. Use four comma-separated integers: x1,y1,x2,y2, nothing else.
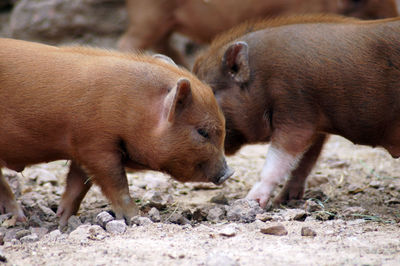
153,54,177,66
222,41,250,84
165,78,192,123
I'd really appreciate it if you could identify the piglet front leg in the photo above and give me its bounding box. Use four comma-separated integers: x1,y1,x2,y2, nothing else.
78,150,139,223
247,128,316,208
246,145,301,208
0,170,26,224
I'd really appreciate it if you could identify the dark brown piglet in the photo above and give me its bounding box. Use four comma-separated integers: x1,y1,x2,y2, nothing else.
193,15,400,208
0,38,233,226
118,0,398,66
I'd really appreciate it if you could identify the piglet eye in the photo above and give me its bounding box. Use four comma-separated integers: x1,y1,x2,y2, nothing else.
197,128,210,139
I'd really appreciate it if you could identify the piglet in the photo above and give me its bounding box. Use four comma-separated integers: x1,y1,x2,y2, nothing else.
0,38,233,226
193,15,400,208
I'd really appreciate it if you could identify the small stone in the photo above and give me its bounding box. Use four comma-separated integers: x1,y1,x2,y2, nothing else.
30,227,48,239
342,206,367,217
369,180,381,188
260,224,288,236
168,213,190,225
20,233,39,243
181,209,193,220
35,169,58,186
96,211,114,228
148,208,161,222
301,227,317,237
15,229,31,240
304,199,322,213
67,215,82,232
385,198,400,205
280,209,307,221
0,247,6,262
207,207,225,222
0,214,11,225
69,225,91,242
48,229,62,241
192,207,209,222
256,213,273,222
348,184,364,194
315,211,335,221
304,189,327,201
210,193,229,205
4,229,18,242
106,220,127,234
87,225,107,241
219,224,237,237
143,191,173,210
0,232,4,245
131,216,153,226
226,199,264,223
206,253,238,266
307,174,329,188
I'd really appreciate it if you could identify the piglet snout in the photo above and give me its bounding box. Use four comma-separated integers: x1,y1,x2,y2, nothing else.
212,160,234,185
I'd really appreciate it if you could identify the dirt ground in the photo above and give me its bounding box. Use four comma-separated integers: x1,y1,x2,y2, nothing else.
1,136,400,266
1,3,400,266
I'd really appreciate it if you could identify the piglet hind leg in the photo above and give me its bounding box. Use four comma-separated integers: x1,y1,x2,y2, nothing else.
79,151,138,224
57,161,92,227
273,134,327,205
0,169,26,224
246,128,315,208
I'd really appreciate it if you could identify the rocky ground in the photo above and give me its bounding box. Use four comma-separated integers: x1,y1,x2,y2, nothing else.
1,136,400,265
1,1,400,265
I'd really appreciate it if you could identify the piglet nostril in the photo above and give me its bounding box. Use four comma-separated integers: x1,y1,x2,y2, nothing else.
213,166,234,185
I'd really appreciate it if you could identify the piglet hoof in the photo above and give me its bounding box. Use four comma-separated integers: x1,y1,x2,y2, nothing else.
0,201,27,225
113,196,139,225
273,186,305,206
246,181,273,209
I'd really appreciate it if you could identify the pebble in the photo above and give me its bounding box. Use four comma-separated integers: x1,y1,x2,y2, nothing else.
260,224,288,236
348,184,364,194
219,224,237,237
0,247,6,262
4,229,18,242
226,199,263,223
106,220,127,234
207,207,225,222
307,174,329,188
131,216,153,226
280,209,307,221
255,213,273,222
304,199,322,213
168,213,190,225
30,227,49,239
67,215,82,232
369,180,381,189
301,227,317,237
342,206,367,217
20,233,39,243
148,207,161,222
15,229,31,240
192,207,209,222
96,211,114,228
181,209,193,220
47,229,62,241
206,253,238,266
0,214,11,225
143,191,173,210
87,225,108,241
210,193,229,205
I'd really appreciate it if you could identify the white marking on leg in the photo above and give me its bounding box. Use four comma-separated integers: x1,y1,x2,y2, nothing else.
247,145,302,208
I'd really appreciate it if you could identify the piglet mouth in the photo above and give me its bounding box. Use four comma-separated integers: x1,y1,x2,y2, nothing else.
212,166,234,185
